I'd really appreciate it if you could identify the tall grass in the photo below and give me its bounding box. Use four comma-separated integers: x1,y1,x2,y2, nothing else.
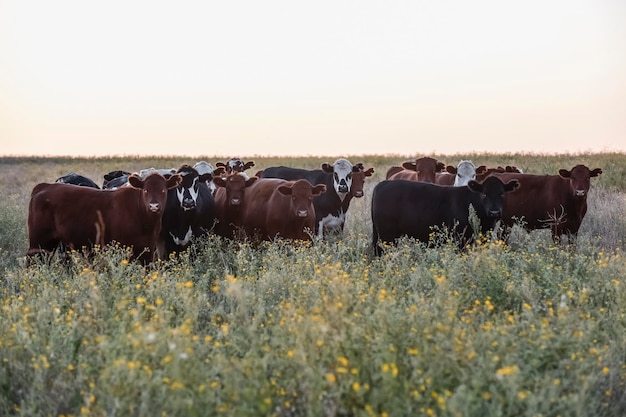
0,153,625,416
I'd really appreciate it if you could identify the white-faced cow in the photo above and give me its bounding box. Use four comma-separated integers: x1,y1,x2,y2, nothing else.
28,173,181,264
488,164,602,241
55,173,100,189
213,172,259,239
386,157,446,182
241,178,326,241
260,158,374,237
160,165,217,257
193,161,226,196
371,176,519,255
435,160,477,186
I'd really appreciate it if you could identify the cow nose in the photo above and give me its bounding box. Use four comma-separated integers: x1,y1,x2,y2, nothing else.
575,189,586,196
488,209,502,217
149,203,161,213
338,184,349,193
297,210,308,217
230,198,241,205
353,190,364,198
182,198,196,210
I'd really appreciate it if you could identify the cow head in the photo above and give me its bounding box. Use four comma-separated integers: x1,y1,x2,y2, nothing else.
213,173,258,206
559,165,602,198
170,165,212,211
278,179,327,218
467,176,519,218
216,158,255,175
401,157,446,183
350,163,374,198
321,158,354,199
454,160,477,187
128,173,181,214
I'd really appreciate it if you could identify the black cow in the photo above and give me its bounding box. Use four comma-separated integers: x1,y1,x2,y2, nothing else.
260,158,373,237
371,176,519,255
160,165,216,257
55,173,100,189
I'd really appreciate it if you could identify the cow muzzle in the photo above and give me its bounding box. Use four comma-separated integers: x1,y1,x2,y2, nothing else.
353,190,364,198
230,198,241,206
297,210,309,218
488,209,502,218
337,184,349,193
182,198,196,210
149,203,161,213
575,189,586,197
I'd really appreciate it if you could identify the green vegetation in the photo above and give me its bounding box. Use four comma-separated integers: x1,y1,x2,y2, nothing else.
0,153,625,416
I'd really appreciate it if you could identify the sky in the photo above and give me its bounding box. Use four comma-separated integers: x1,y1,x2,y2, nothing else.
1,0,625,157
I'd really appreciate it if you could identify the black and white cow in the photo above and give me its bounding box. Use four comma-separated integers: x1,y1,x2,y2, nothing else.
215,158,255,179
193,161,225,196
102,170,132,189
160,165,216,257
55,173,100,189
260,158,373,237
371,176,519,255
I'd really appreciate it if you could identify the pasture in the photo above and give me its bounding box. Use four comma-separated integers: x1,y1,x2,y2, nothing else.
0,153,625,416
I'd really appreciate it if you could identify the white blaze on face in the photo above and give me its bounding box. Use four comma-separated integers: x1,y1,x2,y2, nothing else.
176,171,200,210
454,160,477,187
332,158,353,200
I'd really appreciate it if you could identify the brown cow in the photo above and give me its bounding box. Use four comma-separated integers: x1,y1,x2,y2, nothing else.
213,172,258,239
489,164,602,240
241,178,327,241
27,173,181,264
386,157,446,182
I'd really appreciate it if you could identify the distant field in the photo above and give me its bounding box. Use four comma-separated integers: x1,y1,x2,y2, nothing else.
0,153,625,416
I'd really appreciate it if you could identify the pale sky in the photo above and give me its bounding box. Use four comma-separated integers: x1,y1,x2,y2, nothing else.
1,0,625,157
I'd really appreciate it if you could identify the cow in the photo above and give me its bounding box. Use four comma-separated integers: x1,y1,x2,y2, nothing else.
240,178,326,241
27,173,181,264
55,173,100,189
260,158,374,237
213,172,259,239
102,170,132,189
160,165,217,258
488,164,602,241
215,158,255,179
435,160,477,186
386,157,446,182
371,176,520,255
193,161,225,195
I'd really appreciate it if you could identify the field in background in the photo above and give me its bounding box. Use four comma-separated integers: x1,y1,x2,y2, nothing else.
0,153,625,416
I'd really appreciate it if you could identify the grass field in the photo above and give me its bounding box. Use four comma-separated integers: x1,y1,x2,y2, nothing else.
0,152,625,416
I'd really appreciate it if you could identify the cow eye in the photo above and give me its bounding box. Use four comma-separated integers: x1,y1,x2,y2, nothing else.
347,173,352,180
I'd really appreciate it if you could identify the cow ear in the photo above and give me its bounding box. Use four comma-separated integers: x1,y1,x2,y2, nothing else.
166,174,182,189
436,162,446,172
243,161,255,170
558,169,571,178
364,167,374,177
475,165,487,174
277,185,293,195
127,174,144,189
213,166,226,176
352,162,364,172
590,168,602,177
245,176,258,187
466,180,482,193
445,165,457,175
254,170,264,177
402,161,416,170
321,163,333,173
215,162,226,168
199,173,213,183
504,179,520,192
313,184,327,195
213,176,227,188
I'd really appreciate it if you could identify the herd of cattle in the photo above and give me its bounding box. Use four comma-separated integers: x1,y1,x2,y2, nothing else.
26,157,602,263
